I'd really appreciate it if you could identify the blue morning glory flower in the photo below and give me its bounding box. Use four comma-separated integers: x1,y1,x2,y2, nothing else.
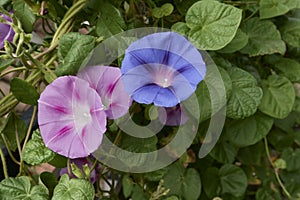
121,32,206,107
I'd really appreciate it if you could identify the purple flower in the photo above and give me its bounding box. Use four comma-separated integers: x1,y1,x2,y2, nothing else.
38,76,107,159
159,104,188,126
60,157,99,183
121,32,206,107
77,66,132,119
0,13,15,49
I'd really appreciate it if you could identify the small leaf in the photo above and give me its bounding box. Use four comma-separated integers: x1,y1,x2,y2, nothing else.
209,140,238,164
55,33,95,76
202,167,220,198
280,17,300,47
259,75,295,119
186,0,242,50
281,148,300,171
0,112,27,151
226,113,273,147
52,174,94,200
163,163,201,200
131,185,149,200
13,0,36,33
0,176,48,200
259,0,290,19
10,78,40,105
40,172,58,197
122,175,134,198
152,3,174,18
218,29,248,54
226,67,263,119
240,17,286,56
22,129,55,165
0,58,14,73
219,164,247,197
96,2,126,38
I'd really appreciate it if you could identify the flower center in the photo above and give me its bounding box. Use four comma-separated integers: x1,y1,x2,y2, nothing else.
73,105,92,130
152,65,175,88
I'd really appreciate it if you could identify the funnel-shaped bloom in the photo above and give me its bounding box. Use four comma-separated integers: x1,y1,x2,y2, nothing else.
121,32,206,107
0,13,15,49
38,76,107,159
77,66,132,119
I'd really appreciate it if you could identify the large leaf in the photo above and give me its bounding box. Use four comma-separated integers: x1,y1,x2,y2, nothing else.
280,17,300,47
218,29,249,54
240,17,286,56
163,163,201,200
226,113,274,147
186,0,242,50
219,164,247,197
52,174,94,200
96,2,126,38
171,22,190,37
0,176,48,200
281,148,300,172
209,140,238,164
10,78,40,105
0,112,27,151
259,75,295,119
55,33,95,76
13,0,36,33
259,0,290,19
273,57,300,82
202,167,220,198
226,67,263,119
22,129,55,165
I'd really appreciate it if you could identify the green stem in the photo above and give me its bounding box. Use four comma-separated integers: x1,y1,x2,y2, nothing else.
0,147,9,179
0,67,26,78
21,106,36,152
264,137,292,199
1,135,20,165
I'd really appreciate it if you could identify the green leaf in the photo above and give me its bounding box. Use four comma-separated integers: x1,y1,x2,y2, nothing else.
237,142,264,166
13,0,36,33
39,172,58,197
226,113,273,147
10,78,40,105
240,17,286,56
171,22,190,37
122,175,134,198
22,129,55,165
52,174,94,200
209,140,238,163
48,154,67,168
0,58,14,73
218,29,248,54
163,163,201,200
55,33,95,76
174,0,199,15
219,164,247,197
0,112,27,151
202,167,220,198
131,185,149,200
268,56,300,82
281,148,300,171
152,3,174,18
255,188,282,200
259,0,290,19
226,67,263,119
280,17,300,47
96,2,126,38
186,0,242,50
195,66,232,122
0,176,48,200
259,75,295,119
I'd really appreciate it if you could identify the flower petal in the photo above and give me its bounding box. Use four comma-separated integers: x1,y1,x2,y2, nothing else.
158,105,189,126
77,66,132,119
38,76,107,158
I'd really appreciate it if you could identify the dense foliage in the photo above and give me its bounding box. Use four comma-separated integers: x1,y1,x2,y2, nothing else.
0,0,300,199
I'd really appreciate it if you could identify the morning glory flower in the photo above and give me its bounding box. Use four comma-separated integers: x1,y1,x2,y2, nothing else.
121,32,206,107
0,13,15,49
77,66,132,119
158,105,188,126
38,76,107,159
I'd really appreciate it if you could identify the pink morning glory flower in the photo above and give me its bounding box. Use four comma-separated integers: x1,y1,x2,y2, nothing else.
77,66,132,119
158,105,188,126
0,12,15,49
38,76,107,159
121,32,206,107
